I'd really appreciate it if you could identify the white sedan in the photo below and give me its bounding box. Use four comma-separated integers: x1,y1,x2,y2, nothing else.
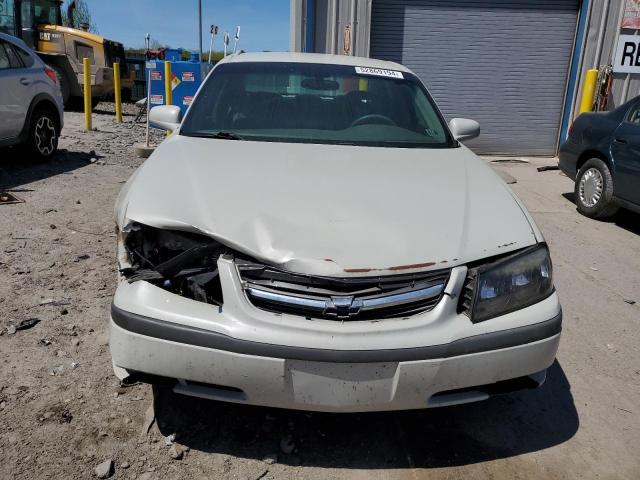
110,52,561,412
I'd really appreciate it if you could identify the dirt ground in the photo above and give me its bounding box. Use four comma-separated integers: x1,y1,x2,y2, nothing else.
0,106,638,480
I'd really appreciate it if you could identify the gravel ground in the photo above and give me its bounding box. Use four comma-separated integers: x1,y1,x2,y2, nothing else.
0,105,638,479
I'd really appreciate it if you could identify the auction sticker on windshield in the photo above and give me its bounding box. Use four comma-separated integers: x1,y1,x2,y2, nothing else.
355,66,404,79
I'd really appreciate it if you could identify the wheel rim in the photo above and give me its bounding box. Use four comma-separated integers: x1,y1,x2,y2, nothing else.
34,116,57,156
578,167,604,208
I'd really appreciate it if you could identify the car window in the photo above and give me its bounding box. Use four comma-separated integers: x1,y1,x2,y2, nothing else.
181,62,455,149
3,42,23,68
626,102,640,125
0,42,9,69
13,44,34,67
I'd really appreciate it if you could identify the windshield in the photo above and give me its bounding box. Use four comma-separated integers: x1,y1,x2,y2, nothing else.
34,0,61,25
181,62,455,148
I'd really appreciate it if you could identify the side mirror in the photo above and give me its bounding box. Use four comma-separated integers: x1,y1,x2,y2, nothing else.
149,105,182,131
449,118,480,142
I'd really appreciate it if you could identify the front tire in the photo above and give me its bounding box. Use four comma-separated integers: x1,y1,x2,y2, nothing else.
25,107,59,161
574,158,619,218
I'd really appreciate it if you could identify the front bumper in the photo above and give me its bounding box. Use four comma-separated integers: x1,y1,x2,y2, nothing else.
110,258,562,412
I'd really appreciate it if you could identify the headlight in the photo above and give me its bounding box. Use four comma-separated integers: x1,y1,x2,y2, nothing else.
119,221,225,306
462,245,553,323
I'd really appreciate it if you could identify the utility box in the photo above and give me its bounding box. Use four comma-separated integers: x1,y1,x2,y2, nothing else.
164,49,182,62
146,55,211,115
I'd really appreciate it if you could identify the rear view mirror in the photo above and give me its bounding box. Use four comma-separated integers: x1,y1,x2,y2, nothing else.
449,118,480,142
149,105,182,131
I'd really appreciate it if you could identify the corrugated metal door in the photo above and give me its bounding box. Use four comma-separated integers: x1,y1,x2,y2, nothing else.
370,0,579,155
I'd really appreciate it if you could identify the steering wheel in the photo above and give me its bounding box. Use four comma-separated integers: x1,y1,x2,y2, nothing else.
349,113,396,128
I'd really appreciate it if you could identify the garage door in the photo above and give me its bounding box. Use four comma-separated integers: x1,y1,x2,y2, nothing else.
370,0,579,155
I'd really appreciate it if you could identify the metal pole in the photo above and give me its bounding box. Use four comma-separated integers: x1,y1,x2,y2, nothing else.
233,26,240,53
594,0,610,68
580,69,598,113
349,0,356,56
145,33,151,148
330,0,338,55
208,28,214,63
113,62,122,123
83,57,92,130
164,61,172,107
567,0,594,128
146,69,151,147
198,0,203,62
164,60,173,135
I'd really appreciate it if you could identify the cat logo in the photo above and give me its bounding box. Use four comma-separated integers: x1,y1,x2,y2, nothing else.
39,32,61,41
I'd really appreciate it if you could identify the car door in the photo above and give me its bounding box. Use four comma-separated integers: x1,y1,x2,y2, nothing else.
611,101,640,205
0,40,17,140
0,40,29,140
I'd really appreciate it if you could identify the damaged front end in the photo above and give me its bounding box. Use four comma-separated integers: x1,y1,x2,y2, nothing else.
118,222,226,305
117,222,452,321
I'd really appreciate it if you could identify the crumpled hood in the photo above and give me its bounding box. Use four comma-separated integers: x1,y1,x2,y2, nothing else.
118,135,538,276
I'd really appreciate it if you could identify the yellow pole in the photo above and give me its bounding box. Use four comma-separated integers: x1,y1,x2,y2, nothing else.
164,61,172,135
164,61,172,106
83,57,92,130
579,69,598,113
113,62,122,123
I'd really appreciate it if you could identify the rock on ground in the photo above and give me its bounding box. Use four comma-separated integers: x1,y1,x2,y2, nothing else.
94,459,113,478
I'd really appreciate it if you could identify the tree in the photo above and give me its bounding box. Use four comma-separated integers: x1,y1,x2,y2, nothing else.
62,0,98,33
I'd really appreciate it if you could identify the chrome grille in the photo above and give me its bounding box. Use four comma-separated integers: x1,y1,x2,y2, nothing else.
237,260,451,321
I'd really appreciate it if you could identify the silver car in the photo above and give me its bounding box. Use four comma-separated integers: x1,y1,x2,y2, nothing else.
110,52,561,412
0,32,63,160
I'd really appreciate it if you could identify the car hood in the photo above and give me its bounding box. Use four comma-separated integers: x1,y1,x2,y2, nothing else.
118,135,539,276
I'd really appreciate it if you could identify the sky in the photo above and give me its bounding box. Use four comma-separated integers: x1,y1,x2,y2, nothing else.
86,0,290,52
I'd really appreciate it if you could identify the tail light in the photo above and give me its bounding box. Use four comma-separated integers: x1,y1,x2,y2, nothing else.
44,65,58,84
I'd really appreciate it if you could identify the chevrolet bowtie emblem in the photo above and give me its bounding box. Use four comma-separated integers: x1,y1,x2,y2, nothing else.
324,296,363,319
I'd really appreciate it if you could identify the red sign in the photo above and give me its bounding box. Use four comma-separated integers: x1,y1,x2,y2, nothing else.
623,0,640,29
150,70,162,81
182,96,194,106
182,72,195,82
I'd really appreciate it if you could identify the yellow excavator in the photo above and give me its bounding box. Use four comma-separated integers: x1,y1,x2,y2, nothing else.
0,0,133,108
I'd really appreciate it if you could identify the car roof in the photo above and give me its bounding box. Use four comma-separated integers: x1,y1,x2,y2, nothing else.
613,94,640,115
219,51,412,73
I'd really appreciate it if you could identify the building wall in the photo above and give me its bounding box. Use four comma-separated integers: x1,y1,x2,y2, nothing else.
572,0,640,121
291,0,640,149
290,0,304,52
290,0,371,56
291,0,640,113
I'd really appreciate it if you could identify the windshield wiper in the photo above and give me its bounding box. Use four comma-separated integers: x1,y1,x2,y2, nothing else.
183,131,244,140
210,131,243,140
